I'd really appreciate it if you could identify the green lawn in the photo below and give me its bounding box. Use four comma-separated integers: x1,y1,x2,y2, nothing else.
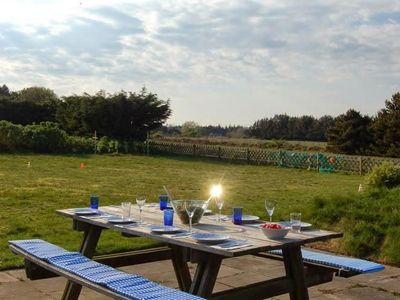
0,153,362,270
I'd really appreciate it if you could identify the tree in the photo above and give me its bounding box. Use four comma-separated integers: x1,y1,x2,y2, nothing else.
56,88,171,140
0,84,10,97
326,109,372,154
181,121,201,137
0,86,59,124
371,92,400,157
16,87,58,105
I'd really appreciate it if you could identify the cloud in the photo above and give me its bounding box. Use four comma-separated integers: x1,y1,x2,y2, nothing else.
0,0,399,124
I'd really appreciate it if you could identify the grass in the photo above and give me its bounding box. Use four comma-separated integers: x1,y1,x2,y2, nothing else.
309,188,400,265
0,153,362,270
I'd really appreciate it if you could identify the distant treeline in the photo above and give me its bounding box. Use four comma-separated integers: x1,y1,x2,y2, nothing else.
156,93,400,158
249,115,334,141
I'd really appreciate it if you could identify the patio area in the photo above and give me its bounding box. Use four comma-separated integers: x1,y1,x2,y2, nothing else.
1,255,399,300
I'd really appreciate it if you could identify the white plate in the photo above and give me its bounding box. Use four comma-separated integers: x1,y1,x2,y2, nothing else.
192,233,230,244
108,217,136,224
150,226,182,234
279,221,313,228
74,208,99,215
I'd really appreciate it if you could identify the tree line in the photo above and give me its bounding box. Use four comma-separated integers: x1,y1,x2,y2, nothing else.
249,115,334,141
1,84,400,158
0,85,170,141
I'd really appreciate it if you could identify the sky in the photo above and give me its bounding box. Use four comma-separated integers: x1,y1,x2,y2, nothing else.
0,0,399,126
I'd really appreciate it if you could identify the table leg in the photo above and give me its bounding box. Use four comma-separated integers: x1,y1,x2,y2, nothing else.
190,253,222,298
61,223,102,300
170,245,192,292
282,246,309,300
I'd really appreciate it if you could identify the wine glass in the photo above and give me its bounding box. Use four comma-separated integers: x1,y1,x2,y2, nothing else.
265,199,276,222
184,201,197,233
136,196,146,225
215,197,224,223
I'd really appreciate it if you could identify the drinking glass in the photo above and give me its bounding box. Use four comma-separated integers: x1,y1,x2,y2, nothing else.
90,195,99,209
184,201,198,233
121,202,131,220
136,196,146,225
163,208,174,226
290,212,302,233
265,199,276,222
215,197,224,223
232,207,243,225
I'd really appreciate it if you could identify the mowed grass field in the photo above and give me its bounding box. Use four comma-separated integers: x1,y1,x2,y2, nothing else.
0,153,362,270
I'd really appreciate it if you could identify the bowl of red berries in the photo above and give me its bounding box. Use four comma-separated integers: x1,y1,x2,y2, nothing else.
260,223,290,240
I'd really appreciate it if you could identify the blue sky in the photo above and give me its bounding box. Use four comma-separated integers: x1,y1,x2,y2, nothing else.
0,0,399,125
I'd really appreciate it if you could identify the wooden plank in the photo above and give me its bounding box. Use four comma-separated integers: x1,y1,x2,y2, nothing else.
94,246,171,267
9,244,129,300
190,253,223,298
283,246,309,300
170,245,192,292
24,259,57,280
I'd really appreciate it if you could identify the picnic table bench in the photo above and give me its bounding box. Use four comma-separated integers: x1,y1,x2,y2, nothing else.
9,239,204,300
9,204,384,300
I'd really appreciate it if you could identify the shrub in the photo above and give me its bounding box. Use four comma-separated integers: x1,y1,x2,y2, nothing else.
23,122,68,153
0,121,25,151
343,221,384,258
381,227,400,264
67,136,93,153
366,161,400,188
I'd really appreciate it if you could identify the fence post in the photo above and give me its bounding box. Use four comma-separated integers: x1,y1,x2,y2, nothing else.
218,146,221,160
316,153,320,172
359,156,363,175
193,144,196,157
246,148,250,164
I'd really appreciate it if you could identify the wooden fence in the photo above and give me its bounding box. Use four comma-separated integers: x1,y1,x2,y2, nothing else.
148,140,400,174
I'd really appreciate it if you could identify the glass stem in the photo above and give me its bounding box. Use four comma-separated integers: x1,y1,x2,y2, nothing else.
219,209,222,222
189,216,193,233
270,215,272,222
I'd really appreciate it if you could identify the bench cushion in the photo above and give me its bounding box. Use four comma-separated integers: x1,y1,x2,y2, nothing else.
9,239,204,300
269,248,384,274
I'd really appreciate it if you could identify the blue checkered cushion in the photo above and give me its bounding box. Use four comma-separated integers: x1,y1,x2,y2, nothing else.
9,239,205,300
107,277,203,300
269,248,384,274
9,239,68,260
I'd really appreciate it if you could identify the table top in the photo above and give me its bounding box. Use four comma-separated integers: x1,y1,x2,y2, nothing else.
57,205,342,258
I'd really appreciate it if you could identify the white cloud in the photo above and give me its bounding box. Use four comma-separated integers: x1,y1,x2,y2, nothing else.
0,0,399,125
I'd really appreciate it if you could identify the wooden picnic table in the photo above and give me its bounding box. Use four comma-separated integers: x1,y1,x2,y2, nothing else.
57,205,342,300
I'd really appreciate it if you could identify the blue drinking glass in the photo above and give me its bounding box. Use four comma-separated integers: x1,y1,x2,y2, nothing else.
164,208,174,226
232,207,243,225
90,195,99,209
159,194,169,210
